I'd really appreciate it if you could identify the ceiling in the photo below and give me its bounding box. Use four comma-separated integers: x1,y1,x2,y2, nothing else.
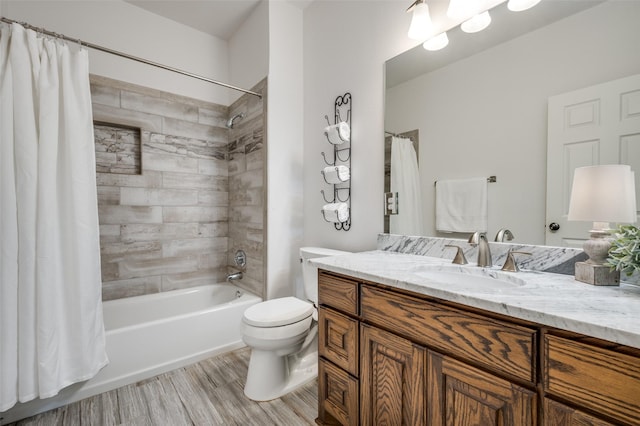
124,0,262,40
124,0,314,40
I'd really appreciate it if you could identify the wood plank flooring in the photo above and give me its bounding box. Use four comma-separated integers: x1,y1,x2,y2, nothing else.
4,348,318,426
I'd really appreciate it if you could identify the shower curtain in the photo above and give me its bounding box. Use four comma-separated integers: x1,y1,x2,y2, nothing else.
0,23,107,411
390,136,424,236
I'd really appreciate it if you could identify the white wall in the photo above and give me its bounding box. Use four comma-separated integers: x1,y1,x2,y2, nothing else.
2,0,231,105
266,0,304,299
228,0,269,104
386,1,640,245
302,0,415,252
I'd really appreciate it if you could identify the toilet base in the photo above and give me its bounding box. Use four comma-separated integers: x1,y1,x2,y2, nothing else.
244,332,318,401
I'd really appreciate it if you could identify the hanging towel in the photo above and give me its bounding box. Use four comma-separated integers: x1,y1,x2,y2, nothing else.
389,137,424,235
322,202,349,223
435,177,488,233
323,165,350,184
324,122,350,144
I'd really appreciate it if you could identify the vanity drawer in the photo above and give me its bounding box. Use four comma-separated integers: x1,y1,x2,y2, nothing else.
318,271,359,316
544,334,640,425
361,285,536,383
319,358,359,426
319,307,359,376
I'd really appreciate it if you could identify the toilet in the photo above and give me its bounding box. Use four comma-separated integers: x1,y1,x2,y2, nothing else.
242,247,349,401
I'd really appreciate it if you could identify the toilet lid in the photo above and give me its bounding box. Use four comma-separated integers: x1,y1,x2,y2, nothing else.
243,297,314,327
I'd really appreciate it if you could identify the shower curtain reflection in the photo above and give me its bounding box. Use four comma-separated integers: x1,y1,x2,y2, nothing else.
390,136,424,236
0,23,107,411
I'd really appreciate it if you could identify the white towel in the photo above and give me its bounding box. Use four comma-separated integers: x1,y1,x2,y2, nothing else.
435,177,488,233
322,202,349,223
323,165,350,184
324,122,350,145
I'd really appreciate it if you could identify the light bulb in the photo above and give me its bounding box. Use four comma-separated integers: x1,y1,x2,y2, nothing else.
507,0,541,12
461,10,491,33
423,32,449,51
408,2,433,40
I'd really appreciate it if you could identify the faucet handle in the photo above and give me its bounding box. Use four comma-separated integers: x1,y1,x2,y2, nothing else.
501,250,531,272
444,245,468,265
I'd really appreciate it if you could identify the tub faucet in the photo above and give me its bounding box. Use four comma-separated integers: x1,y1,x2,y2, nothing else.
468,231,492,267
495,228,514,242
227,271,243,282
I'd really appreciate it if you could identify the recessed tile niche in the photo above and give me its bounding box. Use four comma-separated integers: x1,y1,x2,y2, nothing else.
94,121,142,175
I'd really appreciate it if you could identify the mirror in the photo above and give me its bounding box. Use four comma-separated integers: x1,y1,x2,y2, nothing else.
384,0,640,245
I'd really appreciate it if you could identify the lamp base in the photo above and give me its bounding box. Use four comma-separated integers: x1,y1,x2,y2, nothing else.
575,261,620,286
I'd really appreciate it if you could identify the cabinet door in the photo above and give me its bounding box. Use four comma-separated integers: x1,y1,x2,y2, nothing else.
318,358,359,426
544,398,618,426
360,324,426,426
428,351,536,426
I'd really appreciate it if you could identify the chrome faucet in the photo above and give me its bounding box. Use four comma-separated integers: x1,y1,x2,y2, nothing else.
468,231,492,267
494,228,514,242
227,271,243,282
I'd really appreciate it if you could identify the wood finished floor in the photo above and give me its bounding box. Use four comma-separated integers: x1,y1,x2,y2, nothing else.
4,347,318,426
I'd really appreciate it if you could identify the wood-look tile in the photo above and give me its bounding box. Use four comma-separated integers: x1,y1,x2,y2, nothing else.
6,347,317,426
137,376,191,426
166,368,225,425
116,384,149,424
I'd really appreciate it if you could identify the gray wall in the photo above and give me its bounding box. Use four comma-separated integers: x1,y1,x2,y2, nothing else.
91,75,266,301
227,79,267,298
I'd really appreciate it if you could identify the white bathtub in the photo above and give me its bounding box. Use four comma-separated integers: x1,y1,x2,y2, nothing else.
1,284,261,423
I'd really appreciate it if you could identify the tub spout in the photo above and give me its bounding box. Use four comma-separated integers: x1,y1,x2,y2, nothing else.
227,271,243,282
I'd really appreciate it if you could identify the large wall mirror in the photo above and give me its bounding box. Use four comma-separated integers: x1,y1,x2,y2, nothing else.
384,0,640,246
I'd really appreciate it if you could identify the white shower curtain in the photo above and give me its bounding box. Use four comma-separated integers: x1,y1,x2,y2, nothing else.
390,136,424,236
0,23,107,411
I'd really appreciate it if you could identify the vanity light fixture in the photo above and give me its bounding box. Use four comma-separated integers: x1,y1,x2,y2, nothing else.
461,10,492,33
407,0,434,40
408,0,542,51
567,164,637,286
423,32,449,51
507,0,541,12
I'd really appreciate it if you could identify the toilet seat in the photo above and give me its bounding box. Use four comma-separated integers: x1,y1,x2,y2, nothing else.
243,297,313,327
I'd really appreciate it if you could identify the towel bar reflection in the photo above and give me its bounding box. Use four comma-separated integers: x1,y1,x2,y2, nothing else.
434,175,497,186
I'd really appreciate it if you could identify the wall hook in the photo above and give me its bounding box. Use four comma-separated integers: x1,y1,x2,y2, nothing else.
320,151,335,166
321,189,335,203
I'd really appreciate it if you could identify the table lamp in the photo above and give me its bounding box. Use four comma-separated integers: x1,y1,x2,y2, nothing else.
567,164,637,285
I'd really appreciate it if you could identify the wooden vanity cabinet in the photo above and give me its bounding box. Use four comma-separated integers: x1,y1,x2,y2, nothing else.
544,398,618,426
428,351,536,426
316,270,640,426
318,272,360,426
360,324,426,426
543,333,640,426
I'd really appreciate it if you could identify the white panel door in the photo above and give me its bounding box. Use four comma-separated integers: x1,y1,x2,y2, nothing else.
546,74,640,247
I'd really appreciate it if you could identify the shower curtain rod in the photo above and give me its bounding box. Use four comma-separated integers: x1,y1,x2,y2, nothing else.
0,16,263,99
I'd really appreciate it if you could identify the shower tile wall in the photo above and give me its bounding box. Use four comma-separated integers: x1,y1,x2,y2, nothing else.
227,79,267,299
90,75,249,301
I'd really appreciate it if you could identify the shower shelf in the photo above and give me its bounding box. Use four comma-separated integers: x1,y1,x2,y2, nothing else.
320,92,351,231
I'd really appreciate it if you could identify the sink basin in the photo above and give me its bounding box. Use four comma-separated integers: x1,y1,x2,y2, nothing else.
413,266,526,292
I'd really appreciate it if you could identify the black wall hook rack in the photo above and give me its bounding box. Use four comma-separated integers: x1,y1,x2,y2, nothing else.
320,92,352,231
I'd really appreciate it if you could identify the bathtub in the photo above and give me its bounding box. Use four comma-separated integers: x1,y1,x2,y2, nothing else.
1,284,261,423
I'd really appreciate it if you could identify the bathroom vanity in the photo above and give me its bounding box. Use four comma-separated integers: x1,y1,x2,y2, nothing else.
313,251,640,426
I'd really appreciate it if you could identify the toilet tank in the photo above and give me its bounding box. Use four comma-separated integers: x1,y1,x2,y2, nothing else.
300,247,350,304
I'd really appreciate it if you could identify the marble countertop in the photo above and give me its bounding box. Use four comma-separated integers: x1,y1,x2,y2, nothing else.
311,250,640,350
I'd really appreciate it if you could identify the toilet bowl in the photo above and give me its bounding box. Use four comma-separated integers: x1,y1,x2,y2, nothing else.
241,247,349,401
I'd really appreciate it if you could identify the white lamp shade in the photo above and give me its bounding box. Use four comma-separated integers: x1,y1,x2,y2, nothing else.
567,165,637,223
461,11,492,33
423,32,449,51
408,2,433,41
507,0,541,12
